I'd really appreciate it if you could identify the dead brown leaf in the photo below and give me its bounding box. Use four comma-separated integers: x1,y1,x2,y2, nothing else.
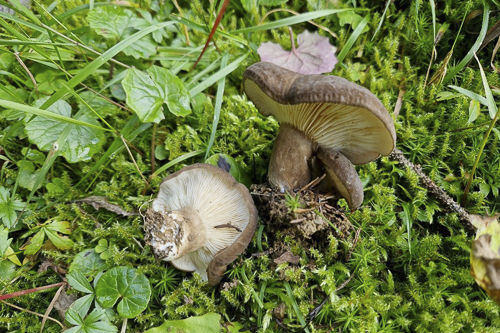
75,196,138,217
273,251,300,265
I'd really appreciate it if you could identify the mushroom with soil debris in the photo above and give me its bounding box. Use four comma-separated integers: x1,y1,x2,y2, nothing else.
243,62,396,210
143,163,258,286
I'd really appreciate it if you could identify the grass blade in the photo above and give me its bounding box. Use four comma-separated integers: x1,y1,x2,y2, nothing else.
442,3,489,84
372,0,391,41
152,150,205,179
189,52,250,96
448,85,488,106
284,281,309,333
0,99,110,131
40,21,175,110
462,55,500,204
337,14,370,64
204,53,228,160
232,9,358,34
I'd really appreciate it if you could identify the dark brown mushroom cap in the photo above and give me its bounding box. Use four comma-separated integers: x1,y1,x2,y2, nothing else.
243,62,396,164
317,148,364,210
150,163,258,286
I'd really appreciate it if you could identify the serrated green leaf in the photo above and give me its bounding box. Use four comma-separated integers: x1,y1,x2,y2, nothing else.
69,249,111,276
0,186,24,228
67,271,94,294
95,266,151,318
122,66,191,123
0,227,11,256
44,228,74,250
24,98,106,163
144,313,222,333
68,294,94,320
66,306,85,326
84,309,117,333
46,220,72,234
23,229,45,255
205,154,252,188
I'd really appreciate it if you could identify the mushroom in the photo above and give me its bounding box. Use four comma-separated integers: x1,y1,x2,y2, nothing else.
143,163,258,286
243,62,396,210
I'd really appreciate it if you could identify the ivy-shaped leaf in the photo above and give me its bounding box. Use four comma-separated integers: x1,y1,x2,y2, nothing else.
24,98,105,163
257,30,338,74
122,66,191,123
95,266,151,318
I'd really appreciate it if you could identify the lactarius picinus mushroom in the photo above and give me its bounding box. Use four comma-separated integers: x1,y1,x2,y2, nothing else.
243,62,396,210
144,164,258,286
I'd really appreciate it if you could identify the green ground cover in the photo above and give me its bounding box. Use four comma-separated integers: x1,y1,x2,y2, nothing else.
1,0,500,332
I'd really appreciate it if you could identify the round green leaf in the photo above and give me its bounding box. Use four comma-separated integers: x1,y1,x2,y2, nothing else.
95,266,151,318
69,249,111,276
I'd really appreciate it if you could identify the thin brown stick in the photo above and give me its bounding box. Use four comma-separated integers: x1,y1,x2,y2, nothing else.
389,148,473,229
41,284,65,332
40,23,130,69
213,223,242,232
15,52,38,98
299,174,326,193
0,282,66,301
120,136,150,189
151,123,157,174
172,0,190,46
345,228,361,262
1,300,65,329
491,37,500,73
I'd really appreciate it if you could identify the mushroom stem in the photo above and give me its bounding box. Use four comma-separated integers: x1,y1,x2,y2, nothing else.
268,123,314,192
144,206,207,261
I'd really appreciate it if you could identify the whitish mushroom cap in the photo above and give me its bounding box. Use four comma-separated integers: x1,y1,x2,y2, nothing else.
243,62,396,165
151,164,257,285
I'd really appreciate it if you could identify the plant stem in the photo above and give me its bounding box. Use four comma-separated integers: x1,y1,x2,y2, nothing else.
462,106,500,205
0,282,66,301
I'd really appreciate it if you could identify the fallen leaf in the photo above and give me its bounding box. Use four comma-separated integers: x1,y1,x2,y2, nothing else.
257,29,337,74
74,196,138,217
470,215,500,305
53,289,79,322
273,251,300,265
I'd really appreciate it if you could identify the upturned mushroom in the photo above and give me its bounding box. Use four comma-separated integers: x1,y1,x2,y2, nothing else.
243,62,396,210
143,163,258,286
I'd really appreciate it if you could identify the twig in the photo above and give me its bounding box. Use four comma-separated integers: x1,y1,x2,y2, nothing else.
0,282,66,301
41,284,65,332
388,148,473,229
172,0,190,46
298,174,326,193
1,300,65,329
345,227,361,262
120,135,150,188
15,52,38,98
213,223,242,232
